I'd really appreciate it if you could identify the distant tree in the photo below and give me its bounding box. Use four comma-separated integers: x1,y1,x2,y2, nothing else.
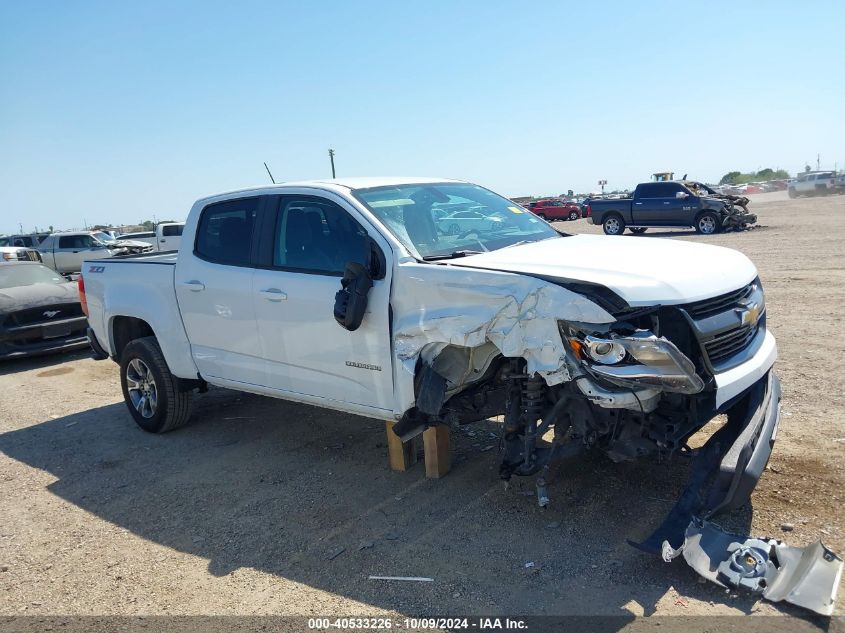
721,168,790,185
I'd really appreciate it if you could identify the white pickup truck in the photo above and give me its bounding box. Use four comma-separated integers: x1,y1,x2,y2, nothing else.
80,178,844,612
119,222,185,252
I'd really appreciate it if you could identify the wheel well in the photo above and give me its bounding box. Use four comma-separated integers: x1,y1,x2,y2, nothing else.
603,212,622,221
111,316,155,360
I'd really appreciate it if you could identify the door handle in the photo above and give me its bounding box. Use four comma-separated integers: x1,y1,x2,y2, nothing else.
634,202,643,205
259,288,287,301
180,280,205,292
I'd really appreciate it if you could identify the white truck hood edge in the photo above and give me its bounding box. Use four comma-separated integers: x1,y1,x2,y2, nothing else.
446,234,758,307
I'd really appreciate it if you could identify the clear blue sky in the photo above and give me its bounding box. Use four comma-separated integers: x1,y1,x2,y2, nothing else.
1,0,843,233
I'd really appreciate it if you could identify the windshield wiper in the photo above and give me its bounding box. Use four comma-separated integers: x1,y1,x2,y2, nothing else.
422,250,484,261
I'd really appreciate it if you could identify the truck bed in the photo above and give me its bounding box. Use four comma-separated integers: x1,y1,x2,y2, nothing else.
82,253,197,379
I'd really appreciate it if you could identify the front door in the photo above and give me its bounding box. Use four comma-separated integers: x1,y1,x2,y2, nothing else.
175,197,264,385
252,193,394,412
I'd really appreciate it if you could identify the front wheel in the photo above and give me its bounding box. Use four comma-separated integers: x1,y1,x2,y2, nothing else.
695,211,720,235
120,336,193,433
787,188,797,199
602,214,625,235
568,210,580,221
629,227,648,234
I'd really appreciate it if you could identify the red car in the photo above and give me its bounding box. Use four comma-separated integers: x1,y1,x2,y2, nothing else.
526,199,581,221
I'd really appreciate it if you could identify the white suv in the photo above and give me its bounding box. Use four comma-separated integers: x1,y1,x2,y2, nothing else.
788,171,837,197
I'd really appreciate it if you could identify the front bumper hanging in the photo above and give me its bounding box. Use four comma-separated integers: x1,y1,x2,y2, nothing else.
633,371,843,615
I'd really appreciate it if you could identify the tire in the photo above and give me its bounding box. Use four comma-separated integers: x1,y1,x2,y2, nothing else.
568,210,580,221
695,211,720,235
537,213,547,221
787,188,797,199
629,227,648,234
120,336,193,433
602,214,625,235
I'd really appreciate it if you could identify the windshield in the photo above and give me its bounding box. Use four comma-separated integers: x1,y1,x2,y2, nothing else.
0,264,66,289
92,231,116,243
354,182,560,259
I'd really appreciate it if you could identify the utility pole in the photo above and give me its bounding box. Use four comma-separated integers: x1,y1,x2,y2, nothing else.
328,148,336,179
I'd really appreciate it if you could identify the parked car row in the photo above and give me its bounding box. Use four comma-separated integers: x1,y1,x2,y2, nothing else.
0,223,185,275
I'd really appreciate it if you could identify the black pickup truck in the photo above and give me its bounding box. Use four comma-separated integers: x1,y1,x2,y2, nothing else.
589,181,757,235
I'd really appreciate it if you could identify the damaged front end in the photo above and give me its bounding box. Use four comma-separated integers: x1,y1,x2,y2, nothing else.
389,267,840,614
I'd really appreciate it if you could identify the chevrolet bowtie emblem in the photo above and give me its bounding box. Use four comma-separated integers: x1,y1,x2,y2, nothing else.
736,301,761,327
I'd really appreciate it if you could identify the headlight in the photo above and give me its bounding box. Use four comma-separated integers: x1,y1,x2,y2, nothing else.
567,329,704,395
583,335,626,364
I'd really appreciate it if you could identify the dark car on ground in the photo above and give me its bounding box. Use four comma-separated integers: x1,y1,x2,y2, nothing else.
0,262,89,359
588,181,757,235
526,198,581,221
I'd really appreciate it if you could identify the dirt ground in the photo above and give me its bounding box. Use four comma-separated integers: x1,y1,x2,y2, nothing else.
1,191,843,624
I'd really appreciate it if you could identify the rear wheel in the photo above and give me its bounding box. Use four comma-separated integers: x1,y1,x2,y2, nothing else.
602,214,625,235
629,227,648,234
695,211,720,235
120,336,193,433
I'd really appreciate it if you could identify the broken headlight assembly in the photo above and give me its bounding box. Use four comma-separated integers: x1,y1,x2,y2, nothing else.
565,327,705,395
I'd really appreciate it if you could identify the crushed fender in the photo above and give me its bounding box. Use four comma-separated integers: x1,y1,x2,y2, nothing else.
662,518,843,616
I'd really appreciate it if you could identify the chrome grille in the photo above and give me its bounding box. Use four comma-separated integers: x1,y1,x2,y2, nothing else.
704,323,760,365
684,282,755,319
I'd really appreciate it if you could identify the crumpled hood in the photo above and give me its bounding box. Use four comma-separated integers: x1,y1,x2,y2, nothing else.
0,282,80,314
111,239,150,249
448,235,758,307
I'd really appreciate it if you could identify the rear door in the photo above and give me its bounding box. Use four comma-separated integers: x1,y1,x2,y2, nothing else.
175,197,264,385
252,192,394,412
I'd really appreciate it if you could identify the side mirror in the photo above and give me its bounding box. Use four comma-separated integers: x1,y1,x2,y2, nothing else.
676,191,690,199
334,262,373,331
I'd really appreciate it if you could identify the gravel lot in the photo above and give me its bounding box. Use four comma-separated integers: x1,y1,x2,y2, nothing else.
1,191,843,622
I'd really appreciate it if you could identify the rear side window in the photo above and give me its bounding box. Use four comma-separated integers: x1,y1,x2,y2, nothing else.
272,196,369,275
162,224,184,237
195,198,259,266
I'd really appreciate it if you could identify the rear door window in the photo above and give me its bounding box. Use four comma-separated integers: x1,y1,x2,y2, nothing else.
195,198,259,266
